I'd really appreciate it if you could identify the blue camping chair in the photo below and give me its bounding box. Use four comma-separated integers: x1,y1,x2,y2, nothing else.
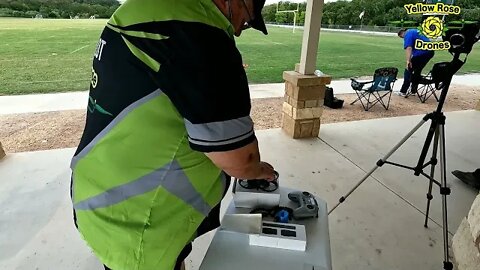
350,67,399,111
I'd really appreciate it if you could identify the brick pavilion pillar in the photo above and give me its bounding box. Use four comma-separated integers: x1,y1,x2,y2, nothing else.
281,69,331,138
280,0,329,138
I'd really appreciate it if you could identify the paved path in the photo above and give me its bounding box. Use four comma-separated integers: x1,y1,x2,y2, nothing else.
1,74,479,115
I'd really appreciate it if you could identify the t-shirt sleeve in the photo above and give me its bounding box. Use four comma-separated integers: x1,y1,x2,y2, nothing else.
404,30,416,49
137,23,256,152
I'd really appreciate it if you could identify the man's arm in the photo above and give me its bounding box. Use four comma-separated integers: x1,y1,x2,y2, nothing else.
136,23,276,181
205,139,275,180
403,30,414,69
405,46,413,69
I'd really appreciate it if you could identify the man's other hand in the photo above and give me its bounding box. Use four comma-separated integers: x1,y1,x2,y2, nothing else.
407,60,412,69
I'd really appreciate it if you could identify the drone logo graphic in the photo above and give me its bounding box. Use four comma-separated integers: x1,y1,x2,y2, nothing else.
404,2,462,51
420,16,445,39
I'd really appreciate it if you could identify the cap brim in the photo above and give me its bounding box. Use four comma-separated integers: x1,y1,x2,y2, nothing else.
250,0,268,35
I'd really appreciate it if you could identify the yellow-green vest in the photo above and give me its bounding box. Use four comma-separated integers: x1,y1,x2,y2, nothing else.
71,0,234,269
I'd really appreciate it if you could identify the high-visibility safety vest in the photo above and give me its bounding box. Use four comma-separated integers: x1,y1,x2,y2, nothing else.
69,0,250,269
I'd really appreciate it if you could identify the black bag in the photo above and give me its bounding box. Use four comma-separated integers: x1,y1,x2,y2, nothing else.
324,86,344,109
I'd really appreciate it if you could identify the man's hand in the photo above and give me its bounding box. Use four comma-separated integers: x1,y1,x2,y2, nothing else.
256,161,276,181
406,60,412,69
205,139,276,180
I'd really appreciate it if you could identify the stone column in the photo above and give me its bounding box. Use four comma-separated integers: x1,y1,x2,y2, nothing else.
281,70,331,139
0,141,5,159
452,193,480,270
282,0,326,139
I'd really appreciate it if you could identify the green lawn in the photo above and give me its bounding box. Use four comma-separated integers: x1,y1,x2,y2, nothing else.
1,18,479,95
240,26,480,83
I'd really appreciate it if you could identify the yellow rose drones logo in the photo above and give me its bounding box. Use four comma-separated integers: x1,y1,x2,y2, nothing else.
421,16,444,39
404,2,462,51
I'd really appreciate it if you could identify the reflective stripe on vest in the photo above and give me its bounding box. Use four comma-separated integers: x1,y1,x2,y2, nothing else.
71,86,227,269
74,160,212,216
71,89,162,171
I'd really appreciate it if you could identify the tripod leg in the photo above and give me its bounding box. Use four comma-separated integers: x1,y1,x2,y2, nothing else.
424,127,440,228
328,117,429,215
439,124,453,270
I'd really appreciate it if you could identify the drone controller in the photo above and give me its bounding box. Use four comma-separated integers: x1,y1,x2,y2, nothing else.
288,191,319,219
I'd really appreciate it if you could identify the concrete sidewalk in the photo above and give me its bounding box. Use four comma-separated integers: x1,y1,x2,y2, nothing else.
1,73,479,115
1,110,478,270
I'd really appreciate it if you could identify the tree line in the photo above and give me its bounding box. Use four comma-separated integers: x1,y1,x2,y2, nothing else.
262,0,480,27
0,0,120,19
0,0,478,24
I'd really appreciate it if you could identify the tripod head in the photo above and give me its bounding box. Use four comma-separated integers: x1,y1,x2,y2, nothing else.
443,22,480,56
429,23,479,113
434,23,480,75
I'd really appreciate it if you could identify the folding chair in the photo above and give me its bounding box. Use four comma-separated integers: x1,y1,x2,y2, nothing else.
407,63,446,103
413,72,440,103
350,67,398,111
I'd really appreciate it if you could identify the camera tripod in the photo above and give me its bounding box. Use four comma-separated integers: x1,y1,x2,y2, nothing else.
328,54,467,270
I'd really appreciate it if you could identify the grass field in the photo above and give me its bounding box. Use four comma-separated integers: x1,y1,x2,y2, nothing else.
1,18,479,95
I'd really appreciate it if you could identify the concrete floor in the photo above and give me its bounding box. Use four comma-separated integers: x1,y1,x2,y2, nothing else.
0,110,479,270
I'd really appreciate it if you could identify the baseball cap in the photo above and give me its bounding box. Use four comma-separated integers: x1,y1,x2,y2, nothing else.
249,0,268,35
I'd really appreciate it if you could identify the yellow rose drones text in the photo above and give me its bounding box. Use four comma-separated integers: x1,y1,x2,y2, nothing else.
404,2,461,51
